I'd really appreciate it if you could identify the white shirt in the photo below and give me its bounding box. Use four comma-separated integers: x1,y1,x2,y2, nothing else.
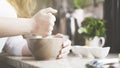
0,0,26,56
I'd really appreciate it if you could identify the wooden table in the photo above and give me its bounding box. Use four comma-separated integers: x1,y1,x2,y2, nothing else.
0,53,119,68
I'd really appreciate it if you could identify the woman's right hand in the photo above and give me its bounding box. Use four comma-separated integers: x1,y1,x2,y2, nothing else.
30,7,57,37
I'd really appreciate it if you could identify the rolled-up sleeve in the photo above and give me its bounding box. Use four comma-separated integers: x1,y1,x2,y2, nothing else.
3,36,27,56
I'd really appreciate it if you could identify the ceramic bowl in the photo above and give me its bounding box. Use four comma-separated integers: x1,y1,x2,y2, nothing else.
72,46,110,59
26,37,63,60
90,47,110,58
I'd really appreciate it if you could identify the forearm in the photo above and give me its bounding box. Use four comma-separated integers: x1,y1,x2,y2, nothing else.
0,17,32,37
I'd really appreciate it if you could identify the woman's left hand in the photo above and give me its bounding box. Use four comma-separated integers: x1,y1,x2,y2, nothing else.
54,33,72,59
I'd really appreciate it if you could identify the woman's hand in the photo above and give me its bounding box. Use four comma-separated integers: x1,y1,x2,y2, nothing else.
31,7,57,37
54,34,72,59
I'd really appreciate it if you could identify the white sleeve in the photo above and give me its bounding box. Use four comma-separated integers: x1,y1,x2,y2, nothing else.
0,37,8,53
3,35,27,56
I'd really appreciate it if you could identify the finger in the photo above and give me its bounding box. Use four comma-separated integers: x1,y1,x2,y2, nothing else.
61,46,72,54
57,46,71,59
48,13,55,27
45,7,57,14
58,54,67,59
49,21,55,27
54,33,64,38
48,13,56,22
42,31,52,37
56,48,62,59
49,26,53,31
47,31,52,36
62,40,71,48
58,50,70,58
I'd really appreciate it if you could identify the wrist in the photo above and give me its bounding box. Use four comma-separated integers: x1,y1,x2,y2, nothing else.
23,18,35,38
29,18,36,34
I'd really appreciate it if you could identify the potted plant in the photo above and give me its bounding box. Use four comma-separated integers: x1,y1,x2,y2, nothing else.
78,17,106,46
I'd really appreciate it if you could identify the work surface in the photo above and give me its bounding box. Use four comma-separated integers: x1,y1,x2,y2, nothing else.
0,53,119,68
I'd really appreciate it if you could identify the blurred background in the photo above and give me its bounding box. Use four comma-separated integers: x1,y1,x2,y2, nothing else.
31,0,120,53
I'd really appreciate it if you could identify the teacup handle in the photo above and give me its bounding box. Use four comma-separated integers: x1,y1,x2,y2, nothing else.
99,37,105,47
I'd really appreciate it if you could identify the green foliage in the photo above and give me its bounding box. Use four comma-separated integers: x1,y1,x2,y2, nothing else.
73,0,92,9
74,0,84,8
78,17,106,39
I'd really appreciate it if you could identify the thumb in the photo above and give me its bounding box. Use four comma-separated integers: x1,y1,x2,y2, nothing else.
44,7,57,14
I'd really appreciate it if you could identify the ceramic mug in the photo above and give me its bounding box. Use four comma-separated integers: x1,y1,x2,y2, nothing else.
86,36,105,47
